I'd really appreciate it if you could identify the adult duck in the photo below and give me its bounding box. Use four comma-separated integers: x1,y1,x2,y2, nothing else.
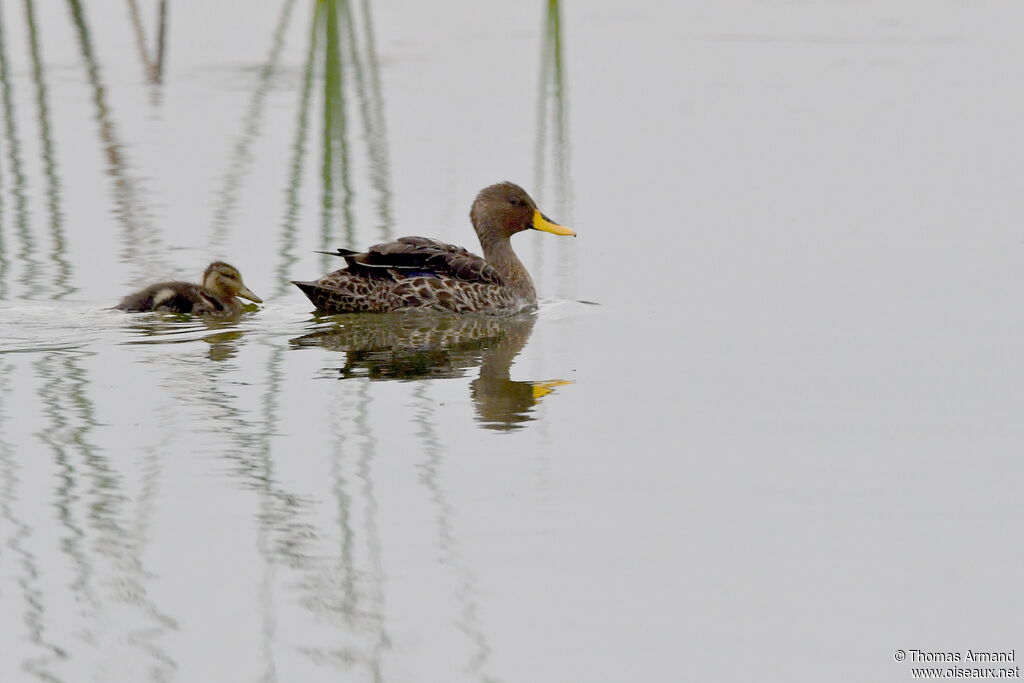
116,261,262,315
292,182,575,315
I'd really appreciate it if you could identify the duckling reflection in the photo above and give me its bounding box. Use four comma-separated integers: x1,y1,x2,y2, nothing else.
203,330,245,362
291,312,571,430
120,316,248,362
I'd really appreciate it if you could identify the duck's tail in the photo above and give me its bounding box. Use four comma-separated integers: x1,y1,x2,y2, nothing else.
292,279,388,314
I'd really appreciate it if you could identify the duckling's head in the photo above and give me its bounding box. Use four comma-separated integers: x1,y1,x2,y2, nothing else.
470,182,575,241
203,262,263,303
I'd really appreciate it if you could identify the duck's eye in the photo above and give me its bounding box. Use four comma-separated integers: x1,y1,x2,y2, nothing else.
508,196,522,206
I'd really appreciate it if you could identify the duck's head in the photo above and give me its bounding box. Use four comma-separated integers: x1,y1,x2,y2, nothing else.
203,262,262,303
470,182,576,241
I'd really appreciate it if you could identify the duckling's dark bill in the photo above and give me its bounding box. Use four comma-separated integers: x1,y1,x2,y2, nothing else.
531,210,575,237
238,286,263,303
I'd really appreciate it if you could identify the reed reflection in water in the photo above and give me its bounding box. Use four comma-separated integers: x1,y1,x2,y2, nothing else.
209,0,393,282
125,0,167,89
0,1,581,680
533,0,575,301
0,0,167,295
0,0,36,297
67,0,161,278
0,349,179,683
313,0,393,269
292,312,571,431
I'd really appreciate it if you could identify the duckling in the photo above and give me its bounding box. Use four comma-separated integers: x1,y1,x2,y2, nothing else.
292,182,576,315
115,261,262,315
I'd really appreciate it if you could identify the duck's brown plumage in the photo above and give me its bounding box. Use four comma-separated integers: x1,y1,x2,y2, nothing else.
292,182,575,315
115,261,262,316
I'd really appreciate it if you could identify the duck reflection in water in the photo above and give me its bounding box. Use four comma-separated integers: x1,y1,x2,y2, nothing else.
291,312,571,430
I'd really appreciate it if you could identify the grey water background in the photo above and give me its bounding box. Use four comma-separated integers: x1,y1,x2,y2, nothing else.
1,1,1022,682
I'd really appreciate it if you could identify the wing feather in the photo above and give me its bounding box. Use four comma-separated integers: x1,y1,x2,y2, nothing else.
322,237,504,285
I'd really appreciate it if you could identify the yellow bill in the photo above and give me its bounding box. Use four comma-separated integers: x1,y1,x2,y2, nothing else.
532,379,574,400
532,210,576,237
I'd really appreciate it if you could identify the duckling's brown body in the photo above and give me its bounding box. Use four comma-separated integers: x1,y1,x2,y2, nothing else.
117,281,244,315
293,182,575,316
116,262,262,316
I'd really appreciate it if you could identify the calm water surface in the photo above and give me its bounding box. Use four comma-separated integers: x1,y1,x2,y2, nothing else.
1,2,1023,682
